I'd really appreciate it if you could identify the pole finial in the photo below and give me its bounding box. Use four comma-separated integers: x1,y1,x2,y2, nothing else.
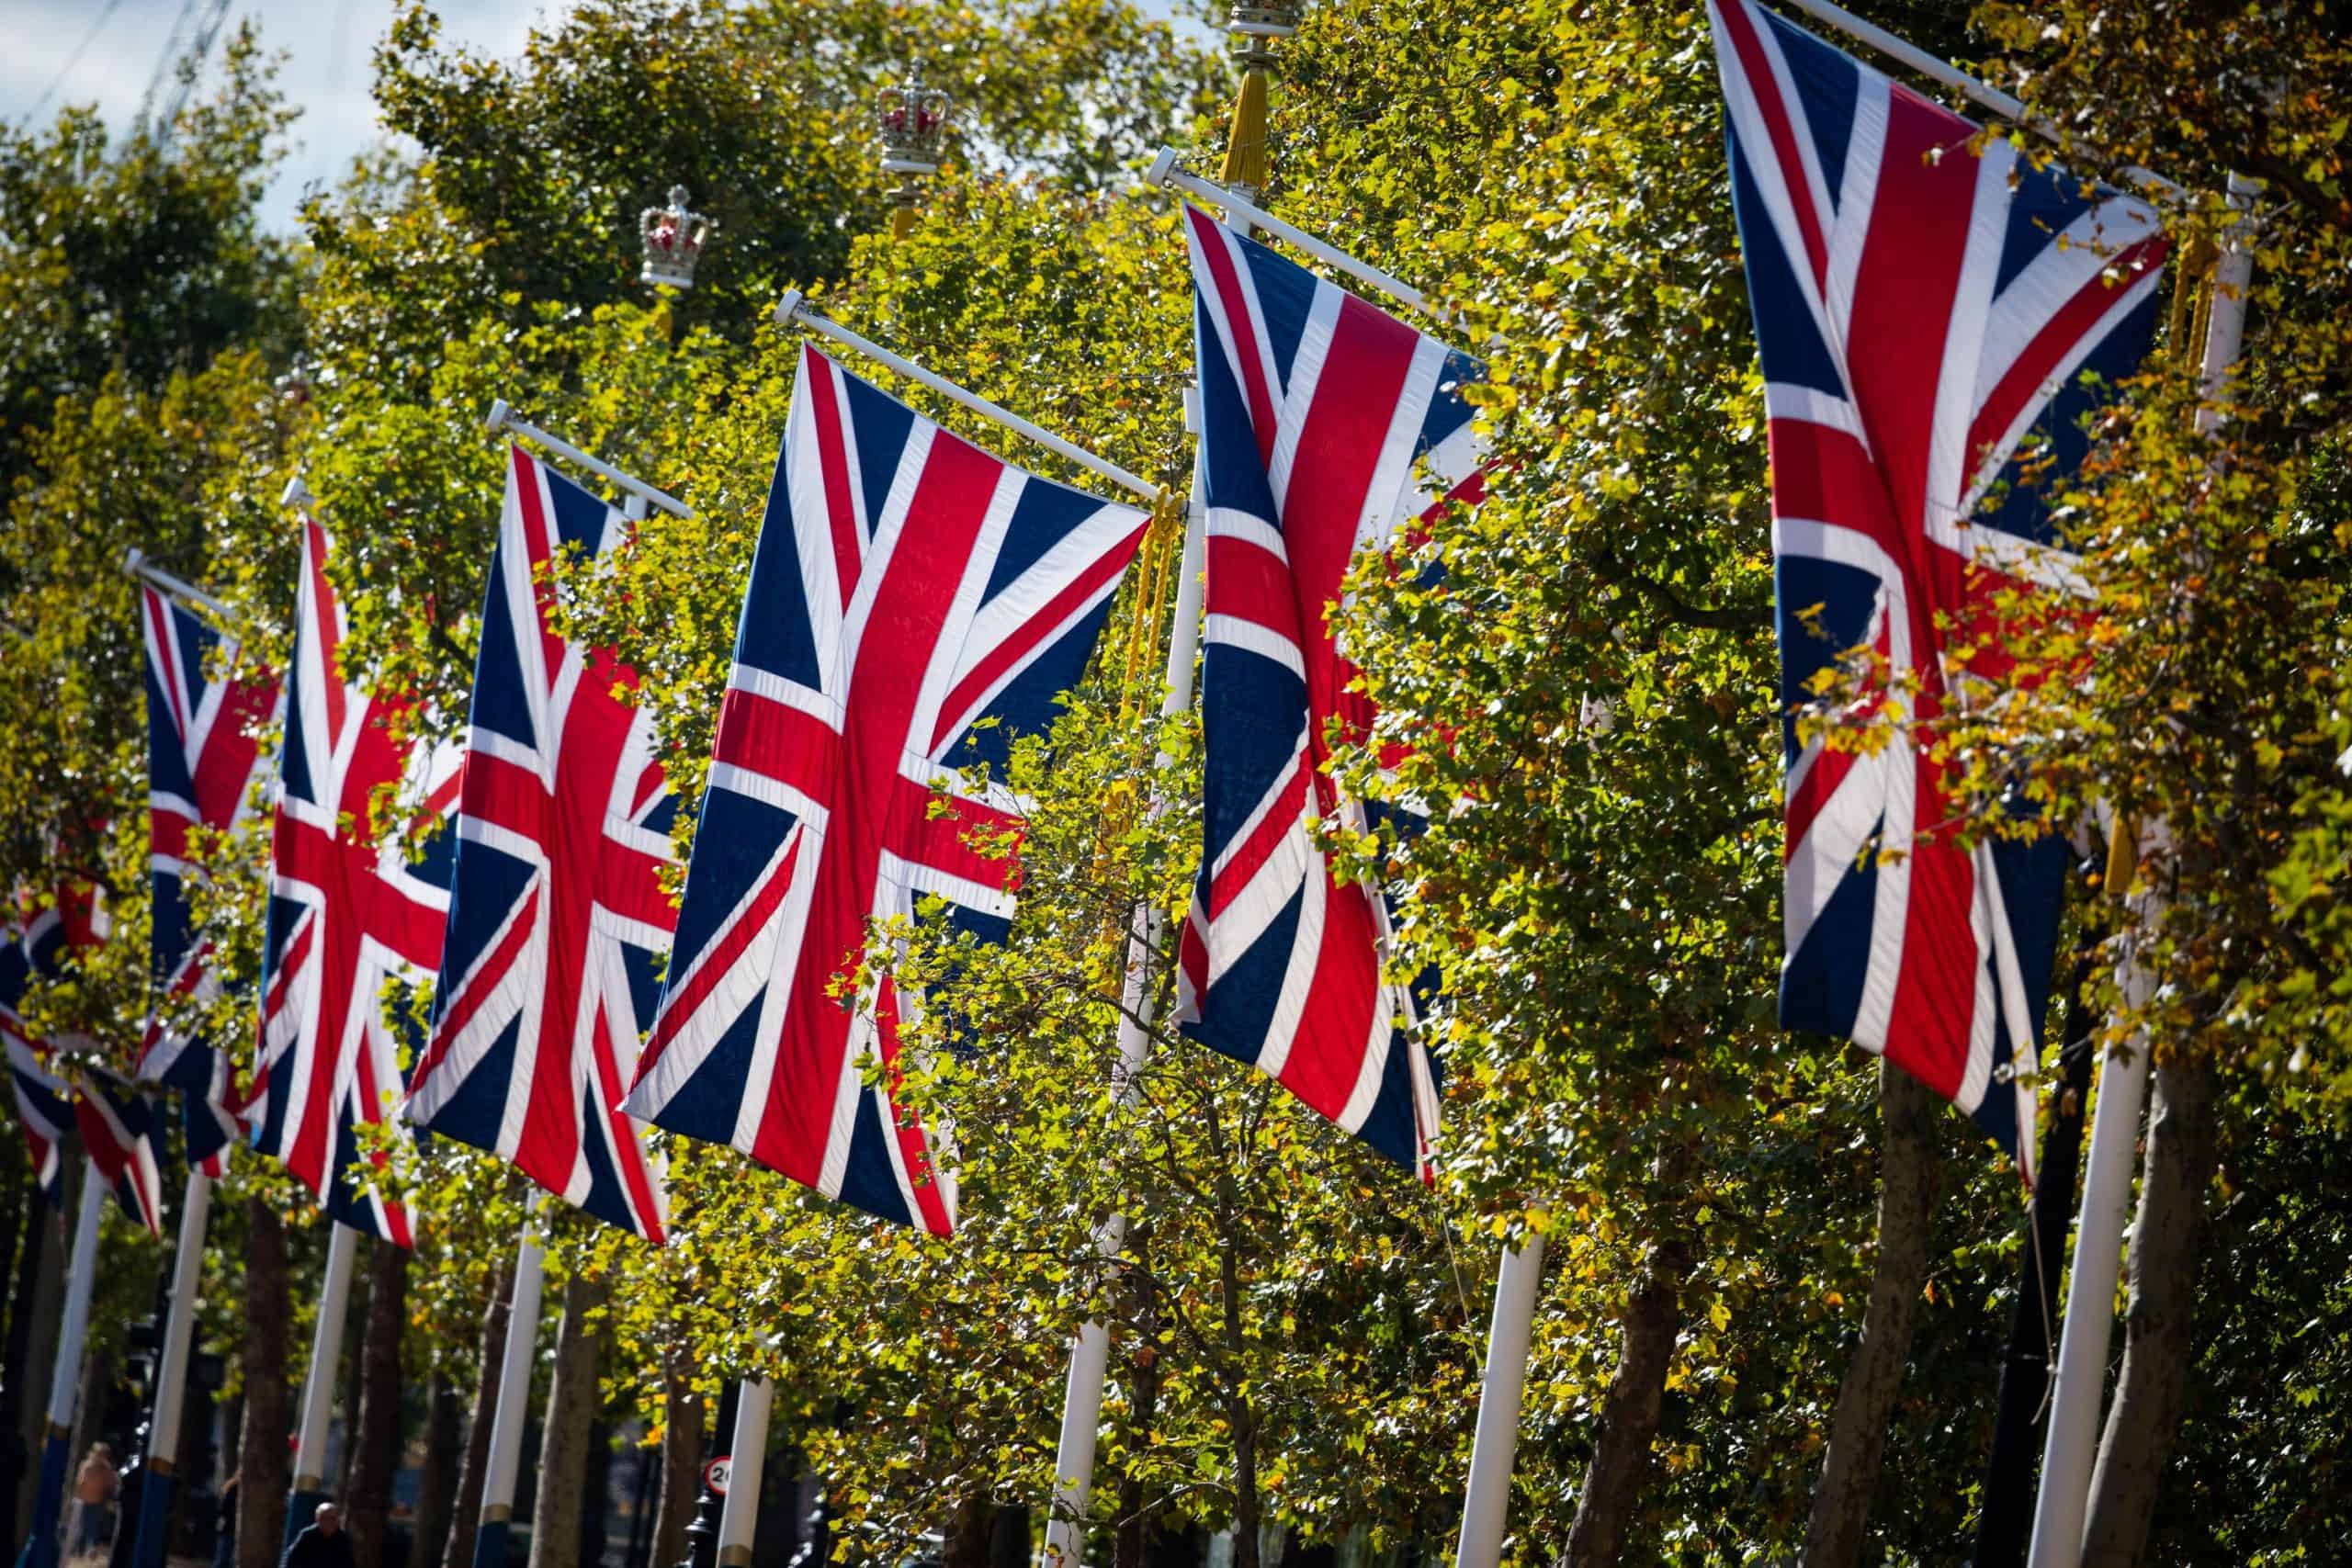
877,69,952,236
640,185,716,290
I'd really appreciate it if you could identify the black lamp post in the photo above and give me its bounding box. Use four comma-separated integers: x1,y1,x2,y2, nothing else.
675,1381,742,1568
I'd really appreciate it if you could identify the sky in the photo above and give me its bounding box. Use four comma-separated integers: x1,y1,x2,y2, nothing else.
0,0,570,229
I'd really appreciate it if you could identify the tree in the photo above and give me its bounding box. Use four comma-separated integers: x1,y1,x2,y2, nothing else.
0,23,297,498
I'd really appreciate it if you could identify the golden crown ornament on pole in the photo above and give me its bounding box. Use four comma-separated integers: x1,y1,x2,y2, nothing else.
1219,0,1302,198
639,185,716,290
877,70,951,241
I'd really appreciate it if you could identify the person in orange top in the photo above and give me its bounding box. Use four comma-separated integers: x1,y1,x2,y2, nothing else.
71,1442,119,1554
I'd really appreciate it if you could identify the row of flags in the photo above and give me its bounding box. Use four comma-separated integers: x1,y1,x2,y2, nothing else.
1,205,1481,1251
1,0,2177,1260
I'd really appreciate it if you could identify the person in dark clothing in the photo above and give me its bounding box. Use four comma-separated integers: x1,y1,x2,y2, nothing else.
282,1503,355,1568
213,1472,241,1568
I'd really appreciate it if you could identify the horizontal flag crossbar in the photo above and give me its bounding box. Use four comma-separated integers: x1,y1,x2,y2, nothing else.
1773,0,2186,199
121,548,236,626
482,401,695,520
1146,148,1432,319
773,289,1159,503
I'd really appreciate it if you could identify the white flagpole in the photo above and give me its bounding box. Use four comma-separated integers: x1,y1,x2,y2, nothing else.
129,1166,213,1568
285,1220,363,1549
771,292,1160,504
121,549,238,626
1452,1235,1548,1568
714,1379,775,1568
1038,389,1209,1568
469,1223,548,1568
2027,177,2255,1568
21,1157,108,1568
1144,149,1432,319
482,402,695,520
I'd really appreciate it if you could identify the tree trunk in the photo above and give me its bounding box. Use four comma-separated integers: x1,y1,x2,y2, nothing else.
2079,1055,2218,1568
645,1356,698,1568
347,1238,411,1568
1566,1236,1690,1565
445,1258,517,1568
5,1180,65,1551
986,1504,1029,1568
943,1495,992,1568
1802,1063,1940,1568
1217,1202,1260,1568
414,1365,464,1568
238,1196,293,1568
1111,1223,1161,1568
337,1257,375,1503
527,1270,609,1568
581,1418,615,1568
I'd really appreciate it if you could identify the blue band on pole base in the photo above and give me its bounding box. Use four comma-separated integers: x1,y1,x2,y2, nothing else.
282,1489,331,1561
15,1429,71,1568
130,1467,178,1568
471,1517,511,1568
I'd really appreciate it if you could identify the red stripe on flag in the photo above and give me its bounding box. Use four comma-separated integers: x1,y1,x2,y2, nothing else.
416,882,540,1095
1784,745,1863,863
874,978,954,1236
713,689,842,807
1717,0,1830,287
929,519,1147,754
509,446,571,684
1189,209,1280,470
1964,236,2169,485
1842,83,1983,543
884,775,1023,896
588,996,665,1243
1204,535,1306,649
1883,832,1978,1100
303,522,347,748
1208,765,1309,919
803,350,865,611
145,591,189,744
639,831,803,1073
1274,878,1386,1122
1277,292,1419,763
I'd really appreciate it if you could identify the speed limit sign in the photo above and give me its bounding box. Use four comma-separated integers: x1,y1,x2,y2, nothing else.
704,1455,732,1495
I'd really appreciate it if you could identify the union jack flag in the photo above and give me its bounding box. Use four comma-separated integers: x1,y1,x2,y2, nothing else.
1711,0,2167,1168
6,897,164,1229
250,516,461,1246
74,1064,165,1235
2,936,70,1203
623,344,1149,1235
140,584,277,1176
404,448,676,1244
1175,206,1482,1178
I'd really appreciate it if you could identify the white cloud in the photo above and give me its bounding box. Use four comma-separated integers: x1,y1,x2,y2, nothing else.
0,0,572,229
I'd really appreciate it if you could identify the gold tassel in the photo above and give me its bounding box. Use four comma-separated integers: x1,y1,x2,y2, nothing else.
1219,65,1270,193
2163,237,2219,362
890,203,916,243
